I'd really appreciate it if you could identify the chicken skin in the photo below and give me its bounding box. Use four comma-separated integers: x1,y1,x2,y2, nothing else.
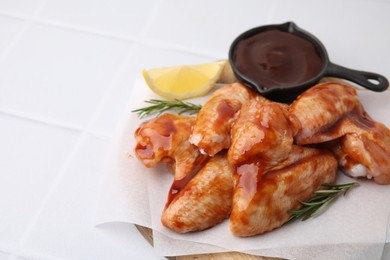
229,98,337,236
289,83,390,184
189,83,257,156
134,113,208,182
162,152,234,233
228,98,291,168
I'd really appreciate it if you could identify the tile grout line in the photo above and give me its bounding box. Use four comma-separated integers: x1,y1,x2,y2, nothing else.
136,0,163,38
75,0,166,136
32,16,223,59
76,48,137,136
265,0,280,23
0,0,50,63
0,8,222,60
73,0,164,137
0,108,111,139
0,18,32,63
9,134,90,260
135,0,223,58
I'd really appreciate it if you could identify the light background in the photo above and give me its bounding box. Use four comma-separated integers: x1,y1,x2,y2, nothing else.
0,0,389,259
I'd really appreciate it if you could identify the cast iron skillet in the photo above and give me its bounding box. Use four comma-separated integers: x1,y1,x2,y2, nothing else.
229,21,389,103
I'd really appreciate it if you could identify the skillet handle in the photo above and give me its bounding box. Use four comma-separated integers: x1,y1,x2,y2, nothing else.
326,62,389,92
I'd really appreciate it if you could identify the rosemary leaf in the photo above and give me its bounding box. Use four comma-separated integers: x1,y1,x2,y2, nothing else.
314,189,341,194
132,99,202,118
286,182,358,224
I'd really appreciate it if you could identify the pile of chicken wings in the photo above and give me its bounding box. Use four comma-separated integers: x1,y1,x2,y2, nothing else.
134,82,390,237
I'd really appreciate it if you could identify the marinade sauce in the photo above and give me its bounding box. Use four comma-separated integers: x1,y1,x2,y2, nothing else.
233,29,324,89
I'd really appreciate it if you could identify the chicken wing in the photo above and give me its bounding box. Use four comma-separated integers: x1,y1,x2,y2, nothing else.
228,98,291,168
161,152,234,233
229,98,337,236
189,83,257,156
230,146,337,236
134,113,208,187
288,82,360,144
289,82,390,184
331,117,390,184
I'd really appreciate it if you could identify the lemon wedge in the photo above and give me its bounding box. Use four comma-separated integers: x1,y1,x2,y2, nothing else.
142,60,229,100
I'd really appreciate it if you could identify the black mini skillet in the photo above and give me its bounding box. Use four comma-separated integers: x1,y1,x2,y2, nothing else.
229,22,389,102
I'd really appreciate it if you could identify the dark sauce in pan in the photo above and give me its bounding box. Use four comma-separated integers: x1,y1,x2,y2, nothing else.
233,29,324,89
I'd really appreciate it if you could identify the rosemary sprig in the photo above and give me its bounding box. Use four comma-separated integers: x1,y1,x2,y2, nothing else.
132,99,202,118
286,182,358,224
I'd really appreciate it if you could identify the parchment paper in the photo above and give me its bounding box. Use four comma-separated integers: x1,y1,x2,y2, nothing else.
95,79,390,259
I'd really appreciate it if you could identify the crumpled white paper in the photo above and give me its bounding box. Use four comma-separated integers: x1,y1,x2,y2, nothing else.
95,79,390,260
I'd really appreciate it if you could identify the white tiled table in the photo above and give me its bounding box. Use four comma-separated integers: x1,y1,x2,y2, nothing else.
0,0,389,259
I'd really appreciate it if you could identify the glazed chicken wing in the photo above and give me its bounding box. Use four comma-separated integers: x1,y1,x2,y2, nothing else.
229,98,337,236
134,113,208,182
189,83,257,156
288,82,361,144
228,98,291,168
289,83,390,184
162,152,234,233
331,116,390,184
230,146,337,237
